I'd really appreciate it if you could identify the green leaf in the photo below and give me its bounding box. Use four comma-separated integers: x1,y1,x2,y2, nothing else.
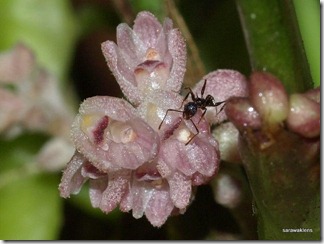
0,134,62,240
293,0,320,87
0,173,62,240
0,0,79,80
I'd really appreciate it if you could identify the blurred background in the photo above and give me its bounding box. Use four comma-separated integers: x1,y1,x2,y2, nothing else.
0,0,319,240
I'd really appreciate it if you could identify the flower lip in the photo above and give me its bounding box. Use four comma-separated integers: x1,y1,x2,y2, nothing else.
92,115,109,145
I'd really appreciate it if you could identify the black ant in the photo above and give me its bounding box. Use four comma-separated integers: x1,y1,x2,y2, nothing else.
158,79,226,145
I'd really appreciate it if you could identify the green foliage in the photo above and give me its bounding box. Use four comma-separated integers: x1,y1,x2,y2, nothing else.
0,134,62,240
0,173,62,240
293,0,320,87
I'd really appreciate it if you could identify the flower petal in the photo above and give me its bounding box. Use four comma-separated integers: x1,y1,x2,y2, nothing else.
166,29,187,92
99,170,131,213
101,41,141,105
168,171,192,209
145,186,174,227
130,180,155,219
133,11,163,49
117,23,145,67
212,122,241,164
89,176,108,208
59,151,88,198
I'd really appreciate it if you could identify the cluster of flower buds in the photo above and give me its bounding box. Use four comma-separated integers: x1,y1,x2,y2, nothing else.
223,72,320,230
59,11,248,227
225,71,320,145
0,44,73,138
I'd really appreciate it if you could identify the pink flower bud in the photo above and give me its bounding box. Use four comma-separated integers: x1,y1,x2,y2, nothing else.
287,93,320,138
249,72,289,125
225,97,262,131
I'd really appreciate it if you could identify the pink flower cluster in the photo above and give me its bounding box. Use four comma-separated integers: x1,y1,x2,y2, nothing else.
59,11,247,227
0,44,73,139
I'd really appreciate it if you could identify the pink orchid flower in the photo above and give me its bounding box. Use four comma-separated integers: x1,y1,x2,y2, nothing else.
59,11,247,227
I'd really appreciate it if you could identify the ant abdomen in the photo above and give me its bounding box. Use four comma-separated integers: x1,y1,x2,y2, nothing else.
183,102,197,120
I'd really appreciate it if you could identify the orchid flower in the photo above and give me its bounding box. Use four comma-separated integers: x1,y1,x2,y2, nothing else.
59,11,248,227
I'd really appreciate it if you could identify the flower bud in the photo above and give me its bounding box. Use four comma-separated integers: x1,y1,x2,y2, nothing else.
249,72,289,126
287,93,320,138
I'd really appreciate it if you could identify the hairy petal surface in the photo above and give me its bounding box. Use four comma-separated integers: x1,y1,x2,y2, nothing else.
59,151,88,198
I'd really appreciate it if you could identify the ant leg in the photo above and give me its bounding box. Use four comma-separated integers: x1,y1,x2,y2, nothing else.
201,79,207,97
185,119,199,145
182,87,196,103
158,108,183,130
215,101,226,116
179,91,191,108
198,108,207,124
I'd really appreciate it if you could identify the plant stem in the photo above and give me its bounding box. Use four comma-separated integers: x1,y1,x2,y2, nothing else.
235,0,313,93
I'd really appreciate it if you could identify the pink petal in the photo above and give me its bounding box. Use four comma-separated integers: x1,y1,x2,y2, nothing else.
130,180,155,219
116,23,145,67
59,151,88,198
159,131,219,179
193,70,248,124
168,171,192,209
159,139,195,176
187,135,220,177
119,186,132,212
101,41,141,105
145,186,174,227
154,18,173,59
166,29,187,92
99,170,131,213
107,117,160,169
133,11,163,49
89,177,108,208
212,122,241,164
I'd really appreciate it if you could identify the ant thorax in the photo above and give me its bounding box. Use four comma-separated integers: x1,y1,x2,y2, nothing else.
158,79,226,145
